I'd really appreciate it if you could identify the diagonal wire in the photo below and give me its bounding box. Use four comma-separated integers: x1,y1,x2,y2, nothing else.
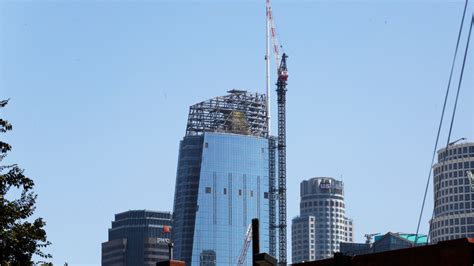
427,14,474,243
414,0,470,244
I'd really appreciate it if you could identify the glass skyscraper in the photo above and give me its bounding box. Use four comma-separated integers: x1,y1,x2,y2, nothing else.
172,90,274,265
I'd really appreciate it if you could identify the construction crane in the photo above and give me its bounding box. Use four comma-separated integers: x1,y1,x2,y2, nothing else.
266,0,277,257
266,0,283,73
276,53,288,266
237,224,253,265
265,0,283,133
364,233,380,245
266,0,288,264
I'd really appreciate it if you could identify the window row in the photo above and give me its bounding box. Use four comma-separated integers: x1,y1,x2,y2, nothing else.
432,217,474,228
431,225,474,237
435,172,472,184
204,187,268,199
302,200,346,208
434,202,473,215
438,146,474,161
435,160,474,174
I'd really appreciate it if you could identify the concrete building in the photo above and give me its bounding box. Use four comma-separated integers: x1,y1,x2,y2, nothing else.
430,141,474,243
172,90,276,265
340,232,427,256
292,177,354,263
101,210,172,266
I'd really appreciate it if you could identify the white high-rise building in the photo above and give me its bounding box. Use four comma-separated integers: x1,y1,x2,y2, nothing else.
291,177,354,263
430,141,474,243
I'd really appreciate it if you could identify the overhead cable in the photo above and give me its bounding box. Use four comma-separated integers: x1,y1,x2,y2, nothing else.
415,0,470,244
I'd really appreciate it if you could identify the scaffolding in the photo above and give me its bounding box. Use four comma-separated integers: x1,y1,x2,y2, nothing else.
186,90,268,138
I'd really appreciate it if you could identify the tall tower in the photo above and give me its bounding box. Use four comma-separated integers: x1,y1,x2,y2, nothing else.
172,90,274,265
291,177,354,263
430,141,474,243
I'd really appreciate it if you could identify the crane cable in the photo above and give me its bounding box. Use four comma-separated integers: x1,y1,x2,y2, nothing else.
414,0,470,244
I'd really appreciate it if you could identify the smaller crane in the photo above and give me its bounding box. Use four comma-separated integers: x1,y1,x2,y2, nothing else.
237,224,253,265
364,233,380,245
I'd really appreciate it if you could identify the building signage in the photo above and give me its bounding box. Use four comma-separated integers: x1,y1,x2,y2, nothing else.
156,238,171,244
319,180,331,189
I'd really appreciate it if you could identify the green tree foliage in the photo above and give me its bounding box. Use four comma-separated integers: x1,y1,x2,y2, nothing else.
0,99,51,264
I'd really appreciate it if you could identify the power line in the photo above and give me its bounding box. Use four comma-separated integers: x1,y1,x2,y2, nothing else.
414,0,470,244
428,14,474,243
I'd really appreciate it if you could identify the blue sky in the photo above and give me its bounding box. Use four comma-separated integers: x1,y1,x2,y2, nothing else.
1,0,473,264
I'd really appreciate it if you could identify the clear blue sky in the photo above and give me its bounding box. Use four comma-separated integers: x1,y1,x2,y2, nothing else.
1,0,473,265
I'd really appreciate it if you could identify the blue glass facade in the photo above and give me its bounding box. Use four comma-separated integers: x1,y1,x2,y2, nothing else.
173,132,270,265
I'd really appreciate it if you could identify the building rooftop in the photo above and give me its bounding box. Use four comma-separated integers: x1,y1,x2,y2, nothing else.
114,209,172,221
373,232,428,245
294,238,474,266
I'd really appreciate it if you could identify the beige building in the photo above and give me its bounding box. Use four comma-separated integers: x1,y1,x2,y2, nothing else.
292,177,354,263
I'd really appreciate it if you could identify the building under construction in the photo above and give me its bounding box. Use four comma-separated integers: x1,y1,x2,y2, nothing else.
172,90,278,265
171,0,289,263
185,89,269,138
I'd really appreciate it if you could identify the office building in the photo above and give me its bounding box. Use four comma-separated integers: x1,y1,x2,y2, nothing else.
101,210,172,266
340,232,427,256
430,141,474,243
292,177,354,263
172,90,274,265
